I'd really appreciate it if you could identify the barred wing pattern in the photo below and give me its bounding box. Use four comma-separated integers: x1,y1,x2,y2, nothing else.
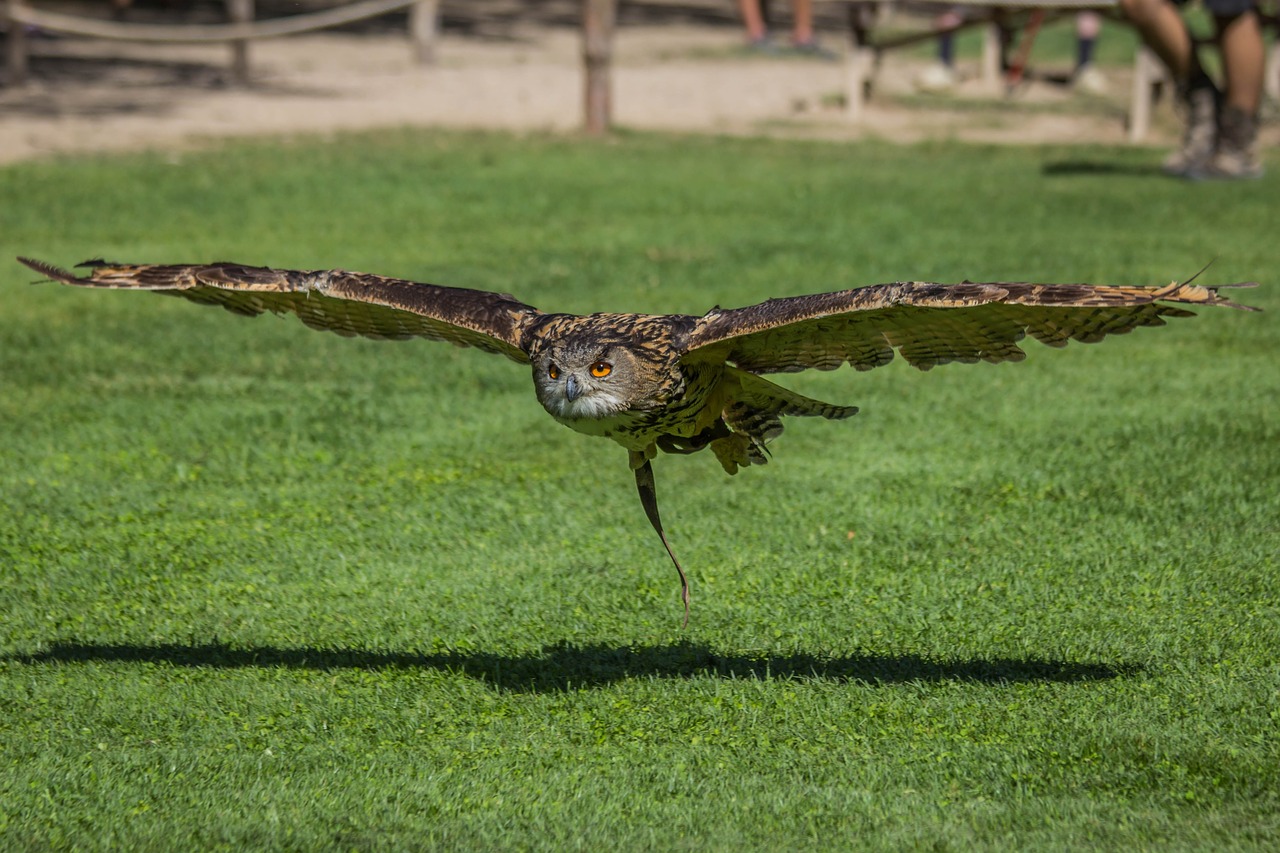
18,258,541,364
684,280,1259,374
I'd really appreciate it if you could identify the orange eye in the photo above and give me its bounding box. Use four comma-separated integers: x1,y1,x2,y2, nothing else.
548,364,560,380
590,361,612,378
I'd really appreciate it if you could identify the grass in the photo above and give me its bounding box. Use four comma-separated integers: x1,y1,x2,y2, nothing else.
0,130,1277,850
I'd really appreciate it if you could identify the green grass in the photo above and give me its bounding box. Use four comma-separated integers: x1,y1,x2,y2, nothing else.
1,131,1277,850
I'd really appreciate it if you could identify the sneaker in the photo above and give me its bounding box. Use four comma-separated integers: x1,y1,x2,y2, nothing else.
1162,84,1219,177
1193,106,1264,180
788,40,838,61
915,62,958,93
1072,64,1107,95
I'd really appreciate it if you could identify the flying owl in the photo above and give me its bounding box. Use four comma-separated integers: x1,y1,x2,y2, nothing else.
16,257,1258,624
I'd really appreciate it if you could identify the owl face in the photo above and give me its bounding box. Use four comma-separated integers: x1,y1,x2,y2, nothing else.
531,343,641,421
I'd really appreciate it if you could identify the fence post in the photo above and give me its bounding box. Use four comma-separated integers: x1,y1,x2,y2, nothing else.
980,20,1001,89
1128,46,1163,142
409,0,439,65
227,0,253,84
844,2,876,123
582,0,616,135
6,0,29,84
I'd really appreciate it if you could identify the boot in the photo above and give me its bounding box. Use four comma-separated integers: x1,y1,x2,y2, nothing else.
1194,106,1264,180
1162,84,1219,177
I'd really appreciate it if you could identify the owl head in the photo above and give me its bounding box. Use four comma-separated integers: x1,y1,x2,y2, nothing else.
531,340,649,421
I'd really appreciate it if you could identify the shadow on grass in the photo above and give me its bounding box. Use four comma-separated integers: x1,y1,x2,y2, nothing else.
1041,160,1168,177
7,640,1138,693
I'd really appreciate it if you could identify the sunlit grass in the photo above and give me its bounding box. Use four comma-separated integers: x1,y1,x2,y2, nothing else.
1,130,1276,850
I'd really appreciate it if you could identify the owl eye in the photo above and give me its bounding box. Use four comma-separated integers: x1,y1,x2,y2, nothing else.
548,364,560,380
590,361,613,378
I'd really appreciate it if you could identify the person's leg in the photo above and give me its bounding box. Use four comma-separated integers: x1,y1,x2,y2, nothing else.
1217,10,1264,114
1118,0,1198,82
791,0,814,45
937,9,963,68
1201,9,1265,178
738,0,768,43
1120,0,1217,175
1072,11,1107,92
1075,11,1101,70
916,8,963,90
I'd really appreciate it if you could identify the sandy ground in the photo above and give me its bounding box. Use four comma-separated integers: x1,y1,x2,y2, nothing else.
1,11,1260,164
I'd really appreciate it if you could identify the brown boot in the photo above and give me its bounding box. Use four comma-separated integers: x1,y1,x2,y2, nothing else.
1194,106,1264,181
1162,84,1218,177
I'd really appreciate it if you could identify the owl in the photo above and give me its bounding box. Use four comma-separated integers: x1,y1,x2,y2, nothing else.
17,257,1258,624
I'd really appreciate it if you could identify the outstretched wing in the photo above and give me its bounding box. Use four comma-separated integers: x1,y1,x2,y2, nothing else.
18,258,543,363
682,279,1259,373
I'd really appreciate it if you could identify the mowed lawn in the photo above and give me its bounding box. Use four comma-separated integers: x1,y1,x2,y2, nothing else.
1,131,1276,850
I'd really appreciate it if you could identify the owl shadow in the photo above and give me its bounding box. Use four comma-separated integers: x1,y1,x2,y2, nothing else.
8,639,1137,694
1040,160,1168,177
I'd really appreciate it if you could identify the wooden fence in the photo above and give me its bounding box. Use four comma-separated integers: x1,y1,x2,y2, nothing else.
2,0,622,133
4,0,442,83
5,0,1273,140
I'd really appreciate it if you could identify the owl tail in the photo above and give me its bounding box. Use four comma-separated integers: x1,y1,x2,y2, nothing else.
630,452,689,628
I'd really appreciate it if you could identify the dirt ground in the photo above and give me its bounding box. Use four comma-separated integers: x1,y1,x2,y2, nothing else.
1,3,1257,165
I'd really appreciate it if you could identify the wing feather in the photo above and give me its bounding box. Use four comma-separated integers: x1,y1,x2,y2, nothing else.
683,280,1258,373
18,258,541,363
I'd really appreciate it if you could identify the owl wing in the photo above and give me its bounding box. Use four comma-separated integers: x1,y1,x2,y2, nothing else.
18,257,542,363
681,279,1259,373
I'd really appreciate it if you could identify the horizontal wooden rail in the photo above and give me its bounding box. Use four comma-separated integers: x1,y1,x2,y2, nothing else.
7,0,417,44
5,0,441,85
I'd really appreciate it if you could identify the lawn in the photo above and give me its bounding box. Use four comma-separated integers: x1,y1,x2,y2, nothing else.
1,131,1277,850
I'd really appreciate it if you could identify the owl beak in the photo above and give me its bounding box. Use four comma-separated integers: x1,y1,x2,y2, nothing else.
565,374,582,401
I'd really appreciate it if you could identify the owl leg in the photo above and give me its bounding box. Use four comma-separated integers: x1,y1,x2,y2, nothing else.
630,452,690,628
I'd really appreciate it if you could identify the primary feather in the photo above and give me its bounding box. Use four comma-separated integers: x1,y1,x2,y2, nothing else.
18,257,539,361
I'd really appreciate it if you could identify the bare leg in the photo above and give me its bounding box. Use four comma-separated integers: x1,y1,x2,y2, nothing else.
1217,11,1264,114
631,455,690,628
1120,0,1222,176
791,0,814,45
1118,0,1197,83
737,0,767,42
1202,11,1265,178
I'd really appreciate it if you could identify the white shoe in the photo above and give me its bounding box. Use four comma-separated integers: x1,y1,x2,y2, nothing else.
1072,65,1107,95
915,62,958,93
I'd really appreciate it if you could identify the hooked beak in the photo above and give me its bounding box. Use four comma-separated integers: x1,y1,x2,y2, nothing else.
565,374,581,402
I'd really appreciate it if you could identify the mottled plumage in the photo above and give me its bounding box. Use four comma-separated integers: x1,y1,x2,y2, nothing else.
17,257,1259,624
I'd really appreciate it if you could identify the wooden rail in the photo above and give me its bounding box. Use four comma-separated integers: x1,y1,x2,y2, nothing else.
1,0,622,132
4,0,441,84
